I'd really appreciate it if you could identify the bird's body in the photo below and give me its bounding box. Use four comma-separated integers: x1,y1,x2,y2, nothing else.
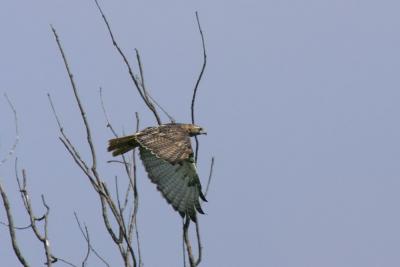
108,123,206,221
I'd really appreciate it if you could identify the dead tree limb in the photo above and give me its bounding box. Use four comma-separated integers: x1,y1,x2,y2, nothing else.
50,25,138,267
100,89,143,267
0,181,29,267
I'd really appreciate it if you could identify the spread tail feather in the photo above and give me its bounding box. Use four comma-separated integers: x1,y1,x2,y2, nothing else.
108,135,138,156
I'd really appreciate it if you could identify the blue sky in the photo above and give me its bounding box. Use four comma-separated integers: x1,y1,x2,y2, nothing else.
1,0,400,266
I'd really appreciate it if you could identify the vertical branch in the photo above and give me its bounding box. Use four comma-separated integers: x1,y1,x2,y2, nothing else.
74,212,110,267
204,157,215,196
0,94,28,266
194,218,202,266
182,218,187,267
100,88,143,266
135,50,175,123
135,50,151,104
40,195,52,266
183,218,195,267
183,11,209,267
50,26,98,176
17,169,53,266
51,25,138,267
0,181,29,267
130,112,143,267
190,11,207,162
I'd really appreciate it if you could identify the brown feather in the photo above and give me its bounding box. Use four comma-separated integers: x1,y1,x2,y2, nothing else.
134,124,194,164
108,135,138,156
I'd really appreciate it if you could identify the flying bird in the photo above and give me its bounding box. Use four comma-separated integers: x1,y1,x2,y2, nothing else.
108,123,207,221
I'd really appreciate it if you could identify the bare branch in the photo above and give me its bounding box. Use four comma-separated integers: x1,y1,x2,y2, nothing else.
16,169,53,266
99,88,142,265
99,88,132,184
54,258,78,267
51,26,99,178
59,137,98,189
107,160,129,165
135,50,151,105
194,218,203,266
93,0,161,125
191,11,207,162
130,112,143,266
135,50,175,123
48,88,92,183
182,12,209,267
51,25,138,266
205,157,215,197
40,195,52,267
115,176,124,218
183,218,195,267
182,218,187,267
74,212,110,267
0,221,32,230
0,94,19,166
0,180,29,267
99,88,119,137
82,223,91,267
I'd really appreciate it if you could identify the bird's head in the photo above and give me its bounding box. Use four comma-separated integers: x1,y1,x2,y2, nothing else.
183,124,207,136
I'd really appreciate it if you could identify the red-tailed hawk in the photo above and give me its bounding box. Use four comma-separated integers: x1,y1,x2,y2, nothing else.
108,123,207,221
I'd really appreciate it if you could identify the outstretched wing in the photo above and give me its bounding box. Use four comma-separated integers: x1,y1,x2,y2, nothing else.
135,124,193,164
139,146,206,222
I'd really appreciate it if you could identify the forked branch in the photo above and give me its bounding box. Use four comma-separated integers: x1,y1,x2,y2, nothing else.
94,0,161,125
0,181,29,267
50,25,138,267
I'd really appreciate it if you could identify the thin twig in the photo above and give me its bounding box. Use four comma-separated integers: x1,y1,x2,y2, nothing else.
0,94,19,166
74,212,110,267
93,0,161,125
59,138,98,189
107,160,129,165
55,258,78,267
205,157,215,197
191,11,207,162
0,221,32,230
17,169,53,266
144,91,176,123
183,218,195,267
48,91,91,179
131,112,143,266
99,88,118,137
135,49,151,105
182,218,187,267
82,223,91,267
115,176,124,218
194,217,202,266
183,11,209,267
135,50,175,123
51,26,98,178
40,195,52,267
99,88,132,191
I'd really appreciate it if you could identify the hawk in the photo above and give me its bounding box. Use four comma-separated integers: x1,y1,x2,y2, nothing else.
107,123,207,221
